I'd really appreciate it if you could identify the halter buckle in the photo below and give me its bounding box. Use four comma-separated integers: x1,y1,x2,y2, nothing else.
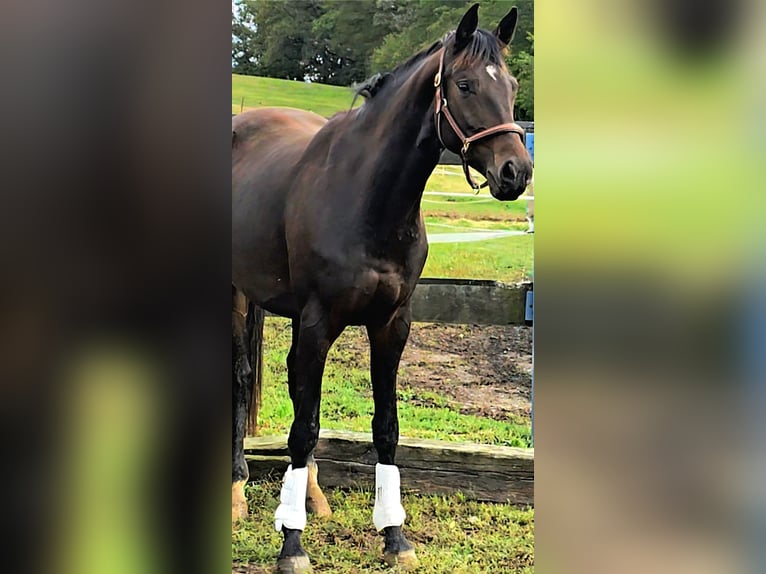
433,72,441,87
462,141,470,155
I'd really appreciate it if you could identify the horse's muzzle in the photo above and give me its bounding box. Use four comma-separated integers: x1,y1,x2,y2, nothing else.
487,158,532,201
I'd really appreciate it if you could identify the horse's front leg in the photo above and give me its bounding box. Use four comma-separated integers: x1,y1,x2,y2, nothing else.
286,318,332,518
276,299,340,574
367,304,418,570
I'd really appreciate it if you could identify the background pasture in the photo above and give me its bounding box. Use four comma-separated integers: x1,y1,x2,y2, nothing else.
232,74,358,117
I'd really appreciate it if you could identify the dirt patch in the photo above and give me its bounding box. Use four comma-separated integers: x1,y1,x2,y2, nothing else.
427,210,527,222
402,323,532,420
335,323,532,422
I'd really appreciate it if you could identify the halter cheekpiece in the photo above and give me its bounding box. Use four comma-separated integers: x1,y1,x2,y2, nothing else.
433,48,525,191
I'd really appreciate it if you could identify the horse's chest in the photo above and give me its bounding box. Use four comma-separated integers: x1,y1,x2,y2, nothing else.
372,269,411,307
364,239,427,310
338,265,416,325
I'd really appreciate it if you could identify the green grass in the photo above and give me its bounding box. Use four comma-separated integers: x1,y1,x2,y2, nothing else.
423,234,534,283
421,170,533,284
233,74,358,117
233,479,534,573
422,169,530,220
423,196,528,222
424,167,488,194
425,216,526,231
257,318,532,448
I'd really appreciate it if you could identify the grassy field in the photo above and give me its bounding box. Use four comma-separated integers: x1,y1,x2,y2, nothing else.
423,234,533,282
235,311,534,573
237,317,535,570
423,197,528,223
424,166,489,194
257,318,531,448
233,480,534,574
235,317,534,572
233,74,358,117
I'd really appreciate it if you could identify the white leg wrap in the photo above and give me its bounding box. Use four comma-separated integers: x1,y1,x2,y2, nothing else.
274,465,308,532
373,463,406,531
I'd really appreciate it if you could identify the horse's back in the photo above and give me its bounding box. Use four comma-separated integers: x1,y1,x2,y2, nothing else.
232,108,327,315
232,107,326,191
232,108,326,150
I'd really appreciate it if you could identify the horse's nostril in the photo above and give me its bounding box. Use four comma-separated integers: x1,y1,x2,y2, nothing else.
500,161,516,183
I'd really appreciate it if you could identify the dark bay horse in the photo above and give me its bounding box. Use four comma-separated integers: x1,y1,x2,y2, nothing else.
232,4,532,572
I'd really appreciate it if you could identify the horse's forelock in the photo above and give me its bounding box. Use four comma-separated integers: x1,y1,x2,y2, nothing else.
449,29,507,70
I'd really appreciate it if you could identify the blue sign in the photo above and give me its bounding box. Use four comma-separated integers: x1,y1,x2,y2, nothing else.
525,132,534,163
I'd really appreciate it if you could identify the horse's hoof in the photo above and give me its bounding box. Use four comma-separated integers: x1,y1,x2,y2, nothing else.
383,548,419,570
231,481,249,524
277,555,313,574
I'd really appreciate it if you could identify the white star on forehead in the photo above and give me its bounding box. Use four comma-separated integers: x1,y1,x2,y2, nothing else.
485,65,498,81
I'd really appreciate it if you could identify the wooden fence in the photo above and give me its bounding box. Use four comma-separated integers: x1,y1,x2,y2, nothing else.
246,430,533,506
262,279,532,325
410,278,531,325
248,279,534,505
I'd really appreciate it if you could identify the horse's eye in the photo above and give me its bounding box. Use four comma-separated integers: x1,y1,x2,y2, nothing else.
456,81,470,93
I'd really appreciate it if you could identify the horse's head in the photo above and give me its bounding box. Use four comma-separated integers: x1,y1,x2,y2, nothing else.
436,4,532,201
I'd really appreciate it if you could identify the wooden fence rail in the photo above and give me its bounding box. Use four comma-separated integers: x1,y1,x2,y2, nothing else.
410,278,531,325
248,281,534,499
245,430,534,506
262,279,532,326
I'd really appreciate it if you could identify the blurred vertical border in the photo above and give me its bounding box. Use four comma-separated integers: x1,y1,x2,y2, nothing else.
535,0,765,573
0,0,232,573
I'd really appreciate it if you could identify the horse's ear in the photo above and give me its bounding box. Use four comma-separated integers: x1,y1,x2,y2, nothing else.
455,3,479,51
495,6,519,47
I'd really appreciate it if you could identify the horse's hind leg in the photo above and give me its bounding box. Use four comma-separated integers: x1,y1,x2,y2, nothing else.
287,317,331,518
276,299,341,574
367,304,418,569
232,287,253,523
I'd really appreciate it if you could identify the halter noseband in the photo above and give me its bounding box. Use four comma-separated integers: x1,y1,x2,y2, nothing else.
433,48,526,191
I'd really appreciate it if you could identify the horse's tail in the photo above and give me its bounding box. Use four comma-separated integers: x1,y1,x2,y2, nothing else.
246,303,265,436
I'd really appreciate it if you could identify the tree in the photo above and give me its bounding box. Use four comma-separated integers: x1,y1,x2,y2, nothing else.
370,0,467,72
509,33,533,121
369,1,532,65
369,1,534,119
311,0,396,84
232,0,259,76
232,0,533,119
249,0,325,81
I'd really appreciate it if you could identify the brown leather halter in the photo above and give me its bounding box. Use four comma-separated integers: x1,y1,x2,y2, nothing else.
433,48,526,190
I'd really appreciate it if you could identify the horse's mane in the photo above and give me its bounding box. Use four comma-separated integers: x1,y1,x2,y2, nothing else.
350,40,441,109
351,29,507,109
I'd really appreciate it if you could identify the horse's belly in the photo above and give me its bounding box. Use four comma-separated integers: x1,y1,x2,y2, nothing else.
232,207,295,313
232,109,321,316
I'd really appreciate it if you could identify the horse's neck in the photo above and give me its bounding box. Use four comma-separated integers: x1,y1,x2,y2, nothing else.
359,54,443,235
